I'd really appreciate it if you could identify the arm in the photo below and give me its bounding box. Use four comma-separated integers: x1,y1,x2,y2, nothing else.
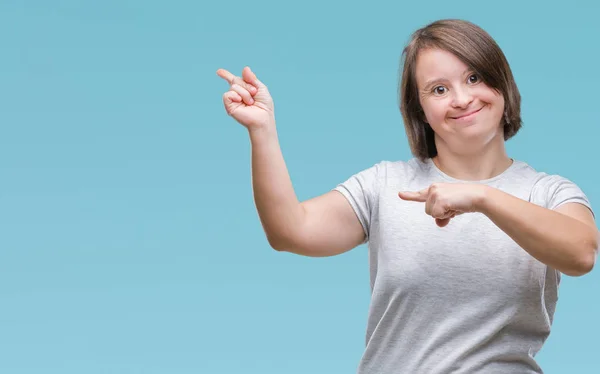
399,183,598,276
249,125,365,256
216,66,364,257
478,187,598,276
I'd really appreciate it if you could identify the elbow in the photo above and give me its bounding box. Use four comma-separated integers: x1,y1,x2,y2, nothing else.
267,231,311,255
266,233,292,252
582,235,599,275
269,239,287,252
566,235,598,277
267,236,285,252
566,256,595,277
582,231,600,275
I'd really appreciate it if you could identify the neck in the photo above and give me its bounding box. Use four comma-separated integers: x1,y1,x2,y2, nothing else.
432,132,512,181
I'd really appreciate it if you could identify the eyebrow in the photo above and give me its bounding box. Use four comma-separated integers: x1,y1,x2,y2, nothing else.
422,78,447,91
422,69,472,91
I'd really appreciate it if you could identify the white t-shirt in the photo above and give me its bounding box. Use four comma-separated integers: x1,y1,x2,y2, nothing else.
334,158,593,374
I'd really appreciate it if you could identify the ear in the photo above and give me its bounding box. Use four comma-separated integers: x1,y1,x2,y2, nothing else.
503,110,510,125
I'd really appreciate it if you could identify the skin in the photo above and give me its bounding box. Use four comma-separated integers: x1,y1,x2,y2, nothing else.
416,48,512,180
217,67,365,257
398,48,598,276
217,52,598,276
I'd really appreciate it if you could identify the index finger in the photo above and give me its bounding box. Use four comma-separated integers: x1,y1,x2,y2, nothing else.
216,68,236,85
397,187,429,202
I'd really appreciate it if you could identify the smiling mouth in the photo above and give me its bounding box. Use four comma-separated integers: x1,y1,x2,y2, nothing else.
450,106,484,120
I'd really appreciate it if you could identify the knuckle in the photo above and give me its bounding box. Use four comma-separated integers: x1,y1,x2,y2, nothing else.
234,85,249,96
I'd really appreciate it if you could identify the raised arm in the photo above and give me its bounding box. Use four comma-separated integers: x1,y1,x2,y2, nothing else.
217,67,365,257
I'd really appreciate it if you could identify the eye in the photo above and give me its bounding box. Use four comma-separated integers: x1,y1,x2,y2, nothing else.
433,86,447,95
468,73,480,84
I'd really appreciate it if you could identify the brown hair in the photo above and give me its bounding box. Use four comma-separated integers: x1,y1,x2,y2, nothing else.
399,19,522,160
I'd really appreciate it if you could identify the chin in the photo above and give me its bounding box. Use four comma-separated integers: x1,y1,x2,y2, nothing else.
462,126,504,149
438,119,503,148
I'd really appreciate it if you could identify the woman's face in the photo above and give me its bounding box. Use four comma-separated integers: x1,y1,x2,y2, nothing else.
415,48,505,154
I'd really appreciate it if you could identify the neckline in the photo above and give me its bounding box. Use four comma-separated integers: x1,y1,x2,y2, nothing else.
425,158,520,184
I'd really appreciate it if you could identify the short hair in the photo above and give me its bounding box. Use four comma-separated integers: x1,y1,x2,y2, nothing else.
399,19,522,160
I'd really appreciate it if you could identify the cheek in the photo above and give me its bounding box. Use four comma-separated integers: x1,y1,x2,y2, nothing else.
488,96,505,121
421,100,448,124
480,89,505,112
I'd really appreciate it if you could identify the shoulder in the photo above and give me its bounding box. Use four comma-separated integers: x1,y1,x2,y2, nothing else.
337,158,428,193
503,159,572,187
511,160,592,212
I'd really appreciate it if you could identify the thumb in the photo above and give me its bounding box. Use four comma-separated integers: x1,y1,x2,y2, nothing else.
398,188,428,202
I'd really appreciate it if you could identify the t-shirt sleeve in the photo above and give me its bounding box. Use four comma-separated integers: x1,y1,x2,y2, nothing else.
332,162,383,243
530,174,594,217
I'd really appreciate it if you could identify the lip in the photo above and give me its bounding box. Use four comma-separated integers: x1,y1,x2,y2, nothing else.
450,106,484,120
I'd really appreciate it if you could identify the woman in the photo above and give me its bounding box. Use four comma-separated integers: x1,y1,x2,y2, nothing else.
217,19,598,374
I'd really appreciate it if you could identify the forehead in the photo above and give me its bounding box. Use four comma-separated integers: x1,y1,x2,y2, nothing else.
415,48,470,84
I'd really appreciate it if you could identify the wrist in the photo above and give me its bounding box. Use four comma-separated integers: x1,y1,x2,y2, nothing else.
248,120,278,142
472,184,494,214
247,117,276,135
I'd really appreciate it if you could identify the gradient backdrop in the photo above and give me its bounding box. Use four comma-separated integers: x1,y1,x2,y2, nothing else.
1,1,598,373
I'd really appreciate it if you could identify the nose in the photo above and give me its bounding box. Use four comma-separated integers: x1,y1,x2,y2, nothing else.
451,86,474,108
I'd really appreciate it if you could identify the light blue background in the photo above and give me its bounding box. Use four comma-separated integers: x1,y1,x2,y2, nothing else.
1,1,598,373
